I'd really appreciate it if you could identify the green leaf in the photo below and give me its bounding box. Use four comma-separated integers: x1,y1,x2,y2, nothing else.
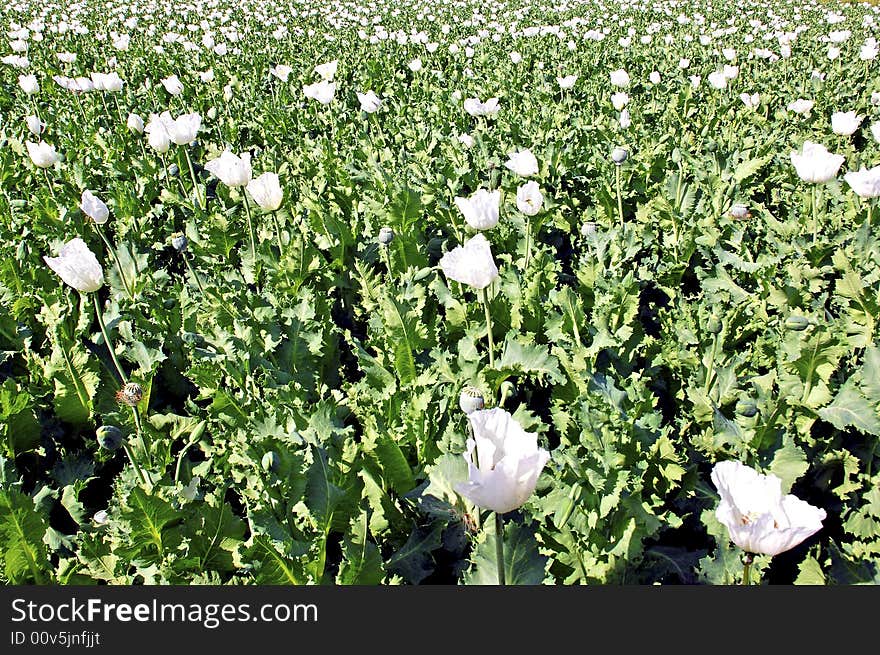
337,511,384,585
387,522,443,584
819,385,880,436
0,488,51,583
464,521,547,585
769,440,809,493
794,556,826,585
304,447,346,531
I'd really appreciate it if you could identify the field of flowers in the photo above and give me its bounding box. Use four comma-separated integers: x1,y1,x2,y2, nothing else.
2,0,880,586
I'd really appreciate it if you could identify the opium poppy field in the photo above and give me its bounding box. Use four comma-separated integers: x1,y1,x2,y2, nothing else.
2,0,880,587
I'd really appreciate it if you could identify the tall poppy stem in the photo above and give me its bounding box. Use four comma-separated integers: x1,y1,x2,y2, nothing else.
495,512,506,586
615,164,624,227
242,193,257,268
95,224,134,299
92,293,128,385
184,147,204,211
482,287,495,368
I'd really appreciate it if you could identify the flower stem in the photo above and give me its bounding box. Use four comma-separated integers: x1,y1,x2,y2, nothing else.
482,287,495,368
242,193,258,277
122,441,148,486
811,185,820,246
495,512,506,586
615,164,624,227
742,552,754,586
184,147,204,211
95,224,134,299
92,293,128,385
524,217,532,271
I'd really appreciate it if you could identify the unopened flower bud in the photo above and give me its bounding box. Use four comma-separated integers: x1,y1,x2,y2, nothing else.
93,510,110,525
611,147,628,164
96,425,124,451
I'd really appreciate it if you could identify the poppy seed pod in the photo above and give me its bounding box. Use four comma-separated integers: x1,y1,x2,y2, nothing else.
96,425,124,451
378,226,395,245
611,147,628,164
459,386,485,414
116,382,143,406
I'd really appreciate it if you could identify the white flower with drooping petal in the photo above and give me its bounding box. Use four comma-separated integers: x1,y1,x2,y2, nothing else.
356,90,382,113
516,181,543,216
649,71,661,84
144,113,171,152
619,109,631,129
161,74,184,95
844,166,880,198
246,172,283,210
166,112,201,145
205,150,252,188
505,149,539,177
80,190,109,224
455,189,501,230
787,98,814,115
408,58,423,72
790,141,845,183
711,461,825,557
43,237,104,293
740,93,760,109
25,114,44,136
18,73,38,94
557,74,577,89
303,80,336,104
708,71,728,89
270,64,293,82
609,69,630,87
611,92,629,110
509,51,522,64
314,60,338,81
439,233,499,289
26,140,58,168
831,111,863,136
463,97,500,117
457,133,474,148
127,112,144,133
454,408,551,514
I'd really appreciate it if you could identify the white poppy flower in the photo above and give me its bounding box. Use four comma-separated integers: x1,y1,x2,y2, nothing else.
455,189,501,230
439,233,499,289
711,461,825,557
43,237,104,293
454,408,551,514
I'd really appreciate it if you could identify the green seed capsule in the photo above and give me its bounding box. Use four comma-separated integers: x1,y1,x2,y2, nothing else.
736,399,758,418
785,316,812,331
96,425,124,451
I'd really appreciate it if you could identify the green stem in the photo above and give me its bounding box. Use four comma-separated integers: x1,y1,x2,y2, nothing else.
616,164,624,227
130,405,153,478
242,192,257,269
742,553,753,586
92,294,128,385
184,148,204,211
495,512,506,586
482,287,495,368
95,224,134,299
811,185,820,246
524,217,532,270
122,441,148,487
